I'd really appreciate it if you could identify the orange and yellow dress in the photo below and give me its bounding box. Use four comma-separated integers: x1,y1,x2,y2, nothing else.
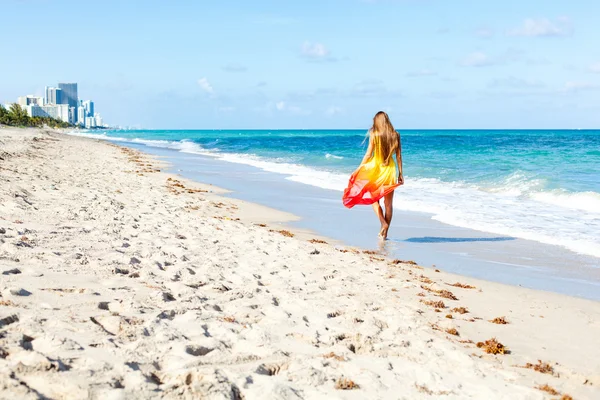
342,133,402,208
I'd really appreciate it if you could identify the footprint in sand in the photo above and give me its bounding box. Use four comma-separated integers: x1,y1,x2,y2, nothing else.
185,345,214,357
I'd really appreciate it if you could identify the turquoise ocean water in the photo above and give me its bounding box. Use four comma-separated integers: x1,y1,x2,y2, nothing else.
74,129,600,258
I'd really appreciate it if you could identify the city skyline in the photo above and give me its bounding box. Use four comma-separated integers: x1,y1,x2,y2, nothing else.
8,82,105,128
3,0,600,129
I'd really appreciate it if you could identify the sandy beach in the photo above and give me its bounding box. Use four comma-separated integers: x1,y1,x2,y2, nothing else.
1,126,599,399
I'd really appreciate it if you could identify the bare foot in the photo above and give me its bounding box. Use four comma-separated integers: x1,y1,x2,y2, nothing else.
378,223,389,240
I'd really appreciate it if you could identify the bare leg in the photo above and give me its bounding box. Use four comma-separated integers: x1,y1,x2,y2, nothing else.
371,201,388,239
380,191,395,240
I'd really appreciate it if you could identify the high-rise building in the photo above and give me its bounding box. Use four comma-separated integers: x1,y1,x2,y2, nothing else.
68,107,76,124
58,83,78,121
77,106,86,125
85,116,96,128
18,95,44,106
94,113,103,127
25,104,70,122
82,100,94,117
45,87,62,105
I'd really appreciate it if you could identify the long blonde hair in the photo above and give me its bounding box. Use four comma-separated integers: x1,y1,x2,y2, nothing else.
369,111,399,165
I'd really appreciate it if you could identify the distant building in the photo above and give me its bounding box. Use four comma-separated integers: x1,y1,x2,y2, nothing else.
85,116,96,129
24,105,39,117
58,83,78,121
57,105,70,122
25,104,70,123
77,106,86,125
82,100,94,117
68,107,76,124
7,82,101,127
45,87,62,105
18,95,44,107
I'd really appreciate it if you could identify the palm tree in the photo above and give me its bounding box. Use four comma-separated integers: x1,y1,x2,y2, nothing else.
0,105,9,125
0,103,72,128
8,104,30,126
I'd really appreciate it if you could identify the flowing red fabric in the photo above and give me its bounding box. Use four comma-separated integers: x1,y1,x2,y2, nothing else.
342,164,401,208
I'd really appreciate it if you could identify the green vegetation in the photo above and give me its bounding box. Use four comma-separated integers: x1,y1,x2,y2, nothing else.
0,104,72,129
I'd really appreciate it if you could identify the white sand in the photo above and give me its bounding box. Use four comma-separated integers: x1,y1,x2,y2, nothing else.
1,126,599,399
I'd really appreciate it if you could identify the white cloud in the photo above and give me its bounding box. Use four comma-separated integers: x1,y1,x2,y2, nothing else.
406,69,437,77
460,49,524,67
460,52,496,67
301,41,331,60
197,78,214,94
508,17,572,37
563,81,599,92
287,88,338,102
481,80,598,97
287,105,307,114
325,106,343,116
316,87,338,96
217,106,235,112
286,92,315,102
490,77,544,88
429,91,457,99
222,64,247,73
349,80,402,98
476,27,494,38
589,63,600,73
269,101,309,115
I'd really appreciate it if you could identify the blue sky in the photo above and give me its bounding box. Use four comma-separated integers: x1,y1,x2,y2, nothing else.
2,0,600,129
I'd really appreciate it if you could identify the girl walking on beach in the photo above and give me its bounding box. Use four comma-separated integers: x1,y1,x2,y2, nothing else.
342,111,403,240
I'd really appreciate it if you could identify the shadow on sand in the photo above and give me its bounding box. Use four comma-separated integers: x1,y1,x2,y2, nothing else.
402,236,516,244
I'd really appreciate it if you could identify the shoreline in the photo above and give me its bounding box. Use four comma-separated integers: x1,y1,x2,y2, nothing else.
1,126,599,398
65,128,600,261
112,137,600,302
